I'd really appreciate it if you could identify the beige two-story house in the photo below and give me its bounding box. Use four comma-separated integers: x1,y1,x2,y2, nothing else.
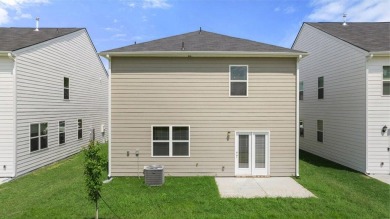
101,30,306,177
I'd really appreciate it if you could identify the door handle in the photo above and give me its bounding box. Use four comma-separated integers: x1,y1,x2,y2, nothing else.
235,151,238,158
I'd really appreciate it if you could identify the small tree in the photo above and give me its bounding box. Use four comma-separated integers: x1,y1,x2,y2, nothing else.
83,141,103,219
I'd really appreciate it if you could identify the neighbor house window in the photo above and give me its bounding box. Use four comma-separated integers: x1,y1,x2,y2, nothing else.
300,120,304,137
230,65,248,96
317,120,323,142
59,121,66,144
318,77,324,99
30,123,48,152
64,77,69,99
152,126,190,157
78,119,82,139
383,66,390,95
299,81,304,100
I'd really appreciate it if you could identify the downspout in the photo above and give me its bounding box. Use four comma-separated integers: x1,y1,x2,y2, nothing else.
107,55,112,179
296,55,302,177
8,52,17,178
365,53,373,174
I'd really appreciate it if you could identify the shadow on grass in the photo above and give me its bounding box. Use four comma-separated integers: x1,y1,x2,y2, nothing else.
299,149,361,174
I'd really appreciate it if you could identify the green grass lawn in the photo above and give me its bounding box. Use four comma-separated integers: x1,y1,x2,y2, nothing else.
0,144,389,219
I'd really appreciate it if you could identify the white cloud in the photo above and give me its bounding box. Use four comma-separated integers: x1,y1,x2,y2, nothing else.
113,33,127,38
0,0,49,24
104,27,119,32
128,2,135,7
284,6,296,14
274,6,296,14
0,7,9,24
308,0,390,22
121,0,171,9
142,0,171,9
14,12,31,20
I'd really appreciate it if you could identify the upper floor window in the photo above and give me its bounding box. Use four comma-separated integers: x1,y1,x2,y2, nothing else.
299,81,304,100
59,121,66,144
30,123,48,152
318,77,324,99
230,66,248,97
383,66,390,95
317,120,323,143
64,77,69,100
78,119,82,139
152,126,190,157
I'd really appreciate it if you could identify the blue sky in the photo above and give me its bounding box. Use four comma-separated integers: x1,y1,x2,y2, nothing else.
0,0,389,53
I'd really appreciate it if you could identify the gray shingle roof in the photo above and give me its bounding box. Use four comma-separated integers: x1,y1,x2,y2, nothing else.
102,30,303,53
306,22,390,52
0,28,83,51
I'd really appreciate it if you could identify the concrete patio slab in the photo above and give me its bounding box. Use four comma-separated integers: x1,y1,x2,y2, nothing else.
370,175,390,185
215,177,315,198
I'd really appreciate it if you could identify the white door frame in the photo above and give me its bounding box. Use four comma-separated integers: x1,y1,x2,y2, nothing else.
235,131,270,176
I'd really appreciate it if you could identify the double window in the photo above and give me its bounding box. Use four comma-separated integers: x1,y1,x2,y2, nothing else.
299,81,304,100
318,77,324,99
64,77,69,100
78,119,82,139
59,121,66,144
317,120,323,143
383,66,390,95
152,126,190,157
230,66,248,96
30,123,48,152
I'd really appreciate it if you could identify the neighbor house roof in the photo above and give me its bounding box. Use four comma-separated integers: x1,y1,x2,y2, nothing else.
0,28,83,52
305,22,390,52
101,30,306,57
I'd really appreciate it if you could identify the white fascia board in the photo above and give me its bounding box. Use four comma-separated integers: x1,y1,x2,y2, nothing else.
368,51,390,57
0,51,12,56
99,51,308,58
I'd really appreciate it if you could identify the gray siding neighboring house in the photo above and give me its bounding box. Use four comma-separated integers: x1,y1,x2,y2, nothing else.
101,30,307,177
293,22,390,175
0,28,108,177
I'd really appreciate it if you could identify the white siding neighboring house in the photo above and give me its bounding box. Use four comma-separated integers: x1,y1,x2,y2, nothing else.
0,28,108,178
101,30,307,177
293,22,390,175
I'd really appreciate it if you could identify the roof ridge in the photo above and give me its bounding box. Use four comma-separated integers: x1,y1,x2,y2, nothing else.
102,29,303,53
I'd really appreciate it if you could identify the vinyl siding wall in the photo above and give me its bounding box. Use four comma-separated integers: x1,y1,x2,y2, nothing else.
293,24,367,172
366,56,390,174
0,57,15,177
111,57,297,177
13,30,108,176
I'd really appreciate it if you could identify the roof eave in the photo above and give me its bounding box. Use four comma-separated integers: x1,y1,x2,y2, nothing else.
99,51,308,58
368,51,390,57
0,51,12,56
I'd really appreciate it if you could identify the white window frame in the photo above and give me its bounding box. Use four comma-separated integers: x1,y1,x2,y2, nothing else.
317,120,324,143
299,81,304,100
64,77,69,100
78,119,82,140
383,66,390,96
229,65,249,97
30,122,48,152
151,125,190,157
59,121,66,145
318,76,324,99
